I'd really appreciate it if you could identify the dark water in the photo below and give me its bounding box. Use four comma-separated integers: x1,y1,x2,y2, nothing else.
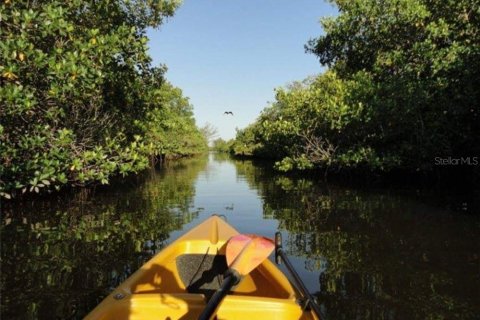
1,153,479,319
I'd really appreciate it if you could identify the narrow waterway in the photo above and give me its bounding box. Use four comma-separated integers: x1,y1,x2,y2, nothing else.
1,153,479,319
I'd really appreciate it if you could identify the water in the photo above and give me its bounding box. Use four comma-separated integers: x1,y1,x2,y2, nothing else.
1,153,479,319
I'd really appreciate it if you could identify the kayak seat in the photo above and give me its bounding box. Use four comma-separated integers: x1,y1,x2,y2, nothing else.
175,253,289,299
176,253,228,299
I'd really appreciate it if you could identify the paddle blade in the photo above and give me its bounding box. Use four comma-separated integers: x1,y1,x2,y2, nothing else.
226,234,274,276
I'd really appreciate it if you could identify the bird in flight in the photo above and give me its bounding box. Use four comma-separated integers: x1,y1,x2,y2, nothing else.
224,111,234,115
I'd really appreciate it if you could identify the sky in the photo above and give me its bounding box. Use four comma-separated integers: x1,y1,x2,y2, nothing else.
147,0,337,140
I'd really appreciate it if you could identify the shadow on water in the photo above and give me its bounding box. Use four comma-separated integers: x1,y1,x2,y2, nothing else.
232,161,480,320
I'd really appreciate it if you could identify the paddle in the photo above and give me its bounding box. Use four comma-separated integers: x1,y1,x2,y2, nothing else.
198,234,275,320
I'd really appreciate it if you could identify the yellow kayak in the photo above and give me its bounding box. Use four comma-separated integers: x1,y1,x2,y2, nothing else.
85,215,318,319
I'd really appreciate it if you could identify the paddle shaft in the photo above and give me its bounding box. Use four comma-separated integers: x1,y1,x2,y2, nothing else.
275,232,323,319
198,270,240,320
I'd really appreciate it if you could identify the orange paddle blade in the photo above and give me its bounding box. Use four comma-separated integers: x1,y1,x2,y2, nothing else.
226,234,274,276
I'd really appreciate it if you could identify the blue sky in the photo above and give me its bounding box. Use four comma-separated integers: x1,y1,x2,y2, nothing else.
147,0,337,140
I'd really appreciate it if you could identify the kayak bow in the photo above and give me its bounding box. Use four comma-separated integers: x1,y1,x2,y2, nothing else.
85,216,319,320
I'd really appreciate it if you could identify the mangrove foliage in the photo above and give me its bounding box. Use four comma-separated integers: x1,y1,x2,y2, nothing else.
231,0,479,174
0,0,207,198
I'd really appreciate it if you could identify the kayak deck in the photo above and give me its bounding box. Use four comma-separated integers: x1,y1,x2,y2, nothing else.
85,216,317,319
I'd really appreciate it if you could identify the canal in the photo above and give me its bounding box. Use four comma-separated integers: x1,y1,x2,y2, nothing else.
1,153,479,319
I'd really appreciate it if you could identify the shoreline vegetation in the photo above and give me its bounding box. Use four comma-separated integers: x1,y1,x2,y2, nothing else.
1,0,208,199
215,0,479,183
2,0,479,199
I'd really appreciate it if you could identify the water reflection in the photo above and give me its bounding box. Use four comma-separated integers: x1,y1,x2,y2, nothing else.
233,166,480,320
1,154,479,319
1,157,208,319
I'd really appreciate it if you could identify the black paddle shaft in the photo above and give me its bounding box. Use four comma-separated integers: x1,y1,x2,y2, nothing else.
275,232,323,319
198,270,240,320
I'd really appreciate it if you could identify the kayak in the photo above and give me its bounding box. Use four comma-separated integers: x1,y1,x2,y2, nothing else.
85,215,318,319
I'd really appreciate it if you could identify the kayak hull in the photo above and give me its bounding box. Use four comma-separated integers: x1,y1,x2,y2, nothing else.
85,216,317,319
